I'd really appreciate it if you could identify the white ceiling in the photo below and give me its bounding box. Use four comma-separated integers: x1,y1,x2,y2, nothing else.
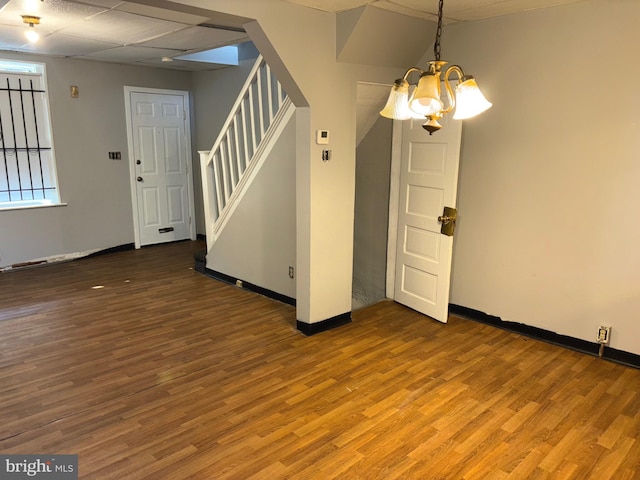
286,0,584,22
0,0,249,71
0,0,584,71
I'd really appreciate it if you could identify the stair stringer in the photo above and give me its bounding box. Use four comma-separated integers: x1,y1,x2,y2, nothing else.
205,98,295,248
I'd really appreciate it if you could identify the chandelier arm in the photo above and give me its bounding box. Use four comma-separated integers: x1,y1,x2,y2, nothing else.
402,67,424,84
441,64,466,114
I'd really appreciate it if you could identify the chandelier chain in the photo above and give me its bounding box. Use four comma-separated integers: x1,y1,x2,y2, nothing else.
434,0,444,61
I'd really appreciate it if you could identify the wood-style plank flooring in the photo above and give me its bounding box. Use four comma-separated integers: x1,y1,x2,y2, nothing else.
1,240,639,479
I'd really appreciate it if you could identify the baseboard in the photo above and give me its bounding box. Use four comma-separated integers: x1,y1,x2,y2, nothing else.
1,243,137,272
202,268,352,336
197,233,206,241
204,268,296,307
449,304,640,369
297,312,352,336
87,243,136,258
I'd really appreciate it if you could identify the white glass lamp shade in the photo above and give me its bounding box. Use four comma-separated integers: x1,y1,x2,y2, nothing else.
408,73,443,116
380,79,413,120
453,76,492,120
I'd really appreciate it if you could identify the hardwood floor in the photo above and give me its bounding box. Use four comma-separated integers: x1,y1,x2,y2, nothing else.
1,240,639,479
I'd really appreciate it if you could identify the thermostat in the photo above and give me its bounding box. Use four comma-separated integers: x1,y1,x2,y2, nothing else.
316,130,329,145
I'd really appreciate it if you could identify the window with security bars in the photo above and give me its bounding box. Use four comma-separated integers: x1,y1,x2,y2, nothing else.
0,60,60,209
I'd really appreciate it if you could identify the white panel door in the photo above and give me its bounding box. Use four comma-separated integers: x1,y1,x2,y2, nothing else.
394,114,462,323
130,91,191,246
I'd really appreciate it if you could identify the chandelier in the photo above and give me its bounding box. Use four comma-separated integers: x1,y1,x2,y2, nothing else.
380,0,492,134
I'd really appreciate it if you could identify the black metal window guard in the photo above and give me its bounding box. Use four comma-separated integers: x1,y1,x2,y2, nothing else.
0,72,57,205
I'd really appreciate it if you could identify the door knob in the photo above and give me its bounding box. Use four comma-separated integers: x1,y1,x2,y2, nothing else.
438,206,457,237
136,176,143,182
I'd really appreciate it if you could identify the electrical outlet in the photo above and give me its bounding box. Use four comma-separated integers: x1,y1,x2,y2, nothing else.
289,266,294,279
597,326,611,344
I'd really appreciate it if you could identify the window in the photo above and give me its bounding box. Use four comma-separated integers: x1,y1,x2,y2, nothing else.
0,59,60,209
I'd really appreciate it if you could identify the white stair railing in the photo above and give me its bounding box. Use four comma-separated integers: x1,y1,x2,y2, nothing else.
200,55,292,244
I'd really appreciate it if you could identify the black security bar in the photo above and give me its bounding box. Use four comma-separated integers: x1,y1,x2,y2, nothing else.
0,77,55,203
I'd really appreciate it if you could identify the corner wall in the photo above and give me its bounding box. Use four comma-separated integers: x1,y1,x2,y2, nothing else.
445,0,640,354
0,53,191,268
171,0,408,326
352,116,392,309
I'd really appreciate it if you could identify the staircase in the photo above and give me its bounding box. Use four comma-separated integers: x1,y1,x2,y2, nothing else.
199,55,295,253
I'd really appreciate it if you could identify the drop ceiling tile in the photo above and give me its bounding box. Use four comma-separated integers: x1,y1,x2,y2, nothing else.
81,45,183,62
137,25,248,51
114,2,209,25
0,0,42,26
0,0,108,30
0,24,31,51
372,1,441,21
285,0,585,22
57,9,183,45
74,0,124,8
138,57,228,71
19,33,120,56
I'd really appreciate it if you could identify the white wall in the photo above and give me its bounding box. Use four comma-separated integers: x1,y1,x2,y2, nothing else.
446,0,640,354
207,116,297,299
172,0,406,325
0,53,191,268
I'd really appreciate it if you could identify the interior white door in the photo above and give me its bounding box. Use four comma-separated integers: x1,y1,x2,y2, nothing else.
394,114,462,322
129,91,192,246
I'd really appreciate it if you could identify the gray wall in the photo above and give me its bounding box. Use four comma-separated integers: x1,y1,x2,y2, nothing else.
445,0,640,354
0,52,191,268
182,0,408,325
352,116,392,309
207,115,297,299
190,41,299,299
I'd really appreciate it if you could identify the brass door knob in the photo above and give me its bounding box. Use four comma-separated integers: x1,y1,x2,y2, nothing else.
438,215,453,224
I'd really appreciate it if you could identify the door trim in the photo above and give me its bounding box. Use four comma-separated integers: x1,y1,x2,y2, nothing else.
386,120,403,299
124,86,196,249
